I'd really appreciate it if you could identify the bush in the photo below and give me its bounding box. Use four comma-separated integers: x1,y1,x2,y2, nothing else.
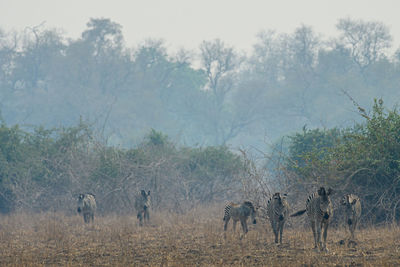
0,125,246,214
285,99,400,224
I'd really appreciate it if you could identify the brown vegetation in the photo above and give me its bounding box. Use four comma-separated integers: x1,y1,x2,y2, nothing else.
0,206,399,266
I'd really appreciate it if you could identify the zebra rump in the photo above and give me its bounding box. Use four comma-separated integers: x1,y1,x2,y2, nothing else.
77,193,97,223
135,190,151,226
223,201,257,234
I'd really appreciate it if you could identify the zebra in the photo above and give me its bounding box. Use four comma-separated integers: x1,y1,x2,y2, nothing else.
291,187,333,251
77,193,97,223
341,194,361,240
135,190,151,226
223,201,257,235
267,192,290,244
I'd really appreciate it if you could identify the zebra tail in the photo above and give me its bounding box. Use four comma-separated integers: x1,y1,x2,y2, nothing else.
290,209,307,217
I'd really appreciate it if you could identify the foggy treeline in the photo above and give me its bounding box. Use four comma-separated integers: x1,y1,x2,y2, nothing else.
0,17,399,225
0,17,399,147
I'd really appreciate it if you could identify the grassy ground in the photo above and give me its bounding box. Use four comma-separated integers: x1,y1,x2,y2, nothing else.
0,207,399,266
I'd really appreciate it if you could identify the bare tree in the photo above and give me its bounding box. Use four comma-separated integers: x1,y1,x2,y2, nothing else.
199,39,246,145
291,24,320,72
336,18,392,70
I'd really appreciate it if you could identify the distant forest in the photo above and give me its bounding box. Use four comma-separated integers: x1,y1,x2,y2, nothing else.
0,17,399,148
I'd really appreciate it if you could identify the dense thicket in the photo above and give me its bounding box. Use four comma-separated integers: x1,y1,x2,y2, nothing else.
0,123,245,214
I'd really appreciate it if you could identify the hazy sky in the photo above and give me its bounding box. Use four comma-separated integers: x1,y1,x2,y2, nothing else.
1,0,399,53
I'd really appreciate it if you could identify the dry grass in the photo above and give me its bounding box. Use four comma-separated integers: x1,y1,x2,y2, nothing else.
0,207,399,266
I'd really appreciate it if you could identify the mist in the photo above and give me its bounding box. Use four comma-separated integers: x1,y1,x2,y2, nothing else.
0,17,399,149
1,4,400,265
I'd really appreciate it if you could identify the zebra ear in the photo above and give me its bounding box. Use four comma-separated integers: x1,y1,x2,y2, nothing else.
141,190,146,196
318,187,326,196
327,188,333,195
351,198,357,205
147,190,150,196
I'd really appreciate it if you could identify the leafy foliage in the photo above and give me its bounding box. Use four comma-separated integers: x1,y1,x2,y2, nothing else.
286,100,400,223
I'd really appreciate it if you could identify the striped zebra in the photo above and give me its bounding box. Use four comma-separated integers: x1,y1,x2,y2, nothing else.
341,194,361,240
135,190,151,226
291,187,333,251
267,192,290,244
77,193,97,223
223,201,257,234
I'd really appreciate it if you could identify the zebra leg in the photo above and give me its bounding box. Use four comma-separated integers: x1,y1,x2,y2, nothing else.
351,218,357,240
279,221,284,244
144,210,150,224
347,220,358,248
310,220,317,249
137,212,143,226
347,216,352,240
240,219,248,234
91,213,94,223
233,219,237,232
84,213,89,223
316,222,323,250
224,217,230,231
144,206,150,224
349,225,354,240
354,219,358,239
322,222,329,251
272,222,279,243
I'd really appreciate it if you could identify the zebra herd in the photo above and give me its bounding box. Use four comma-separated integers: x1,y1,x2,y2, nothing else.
223,187,362,251
77,186,361,252
76,190,152,226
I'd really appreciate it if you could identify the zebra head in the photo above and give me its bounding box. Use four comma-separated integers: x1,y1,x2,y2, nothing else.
77,194,85,213
244,201,257,224
272,192,288,220
317,187,333,220
273,192,288,205
341,194,358,206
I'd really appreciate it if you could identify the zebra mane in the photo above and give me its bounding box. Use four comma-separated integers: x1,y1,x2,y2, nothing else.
307,192,316,203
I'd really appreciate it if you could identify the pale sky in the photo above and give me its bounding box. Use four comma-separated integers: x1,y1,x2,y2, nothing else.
0,0,399,53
